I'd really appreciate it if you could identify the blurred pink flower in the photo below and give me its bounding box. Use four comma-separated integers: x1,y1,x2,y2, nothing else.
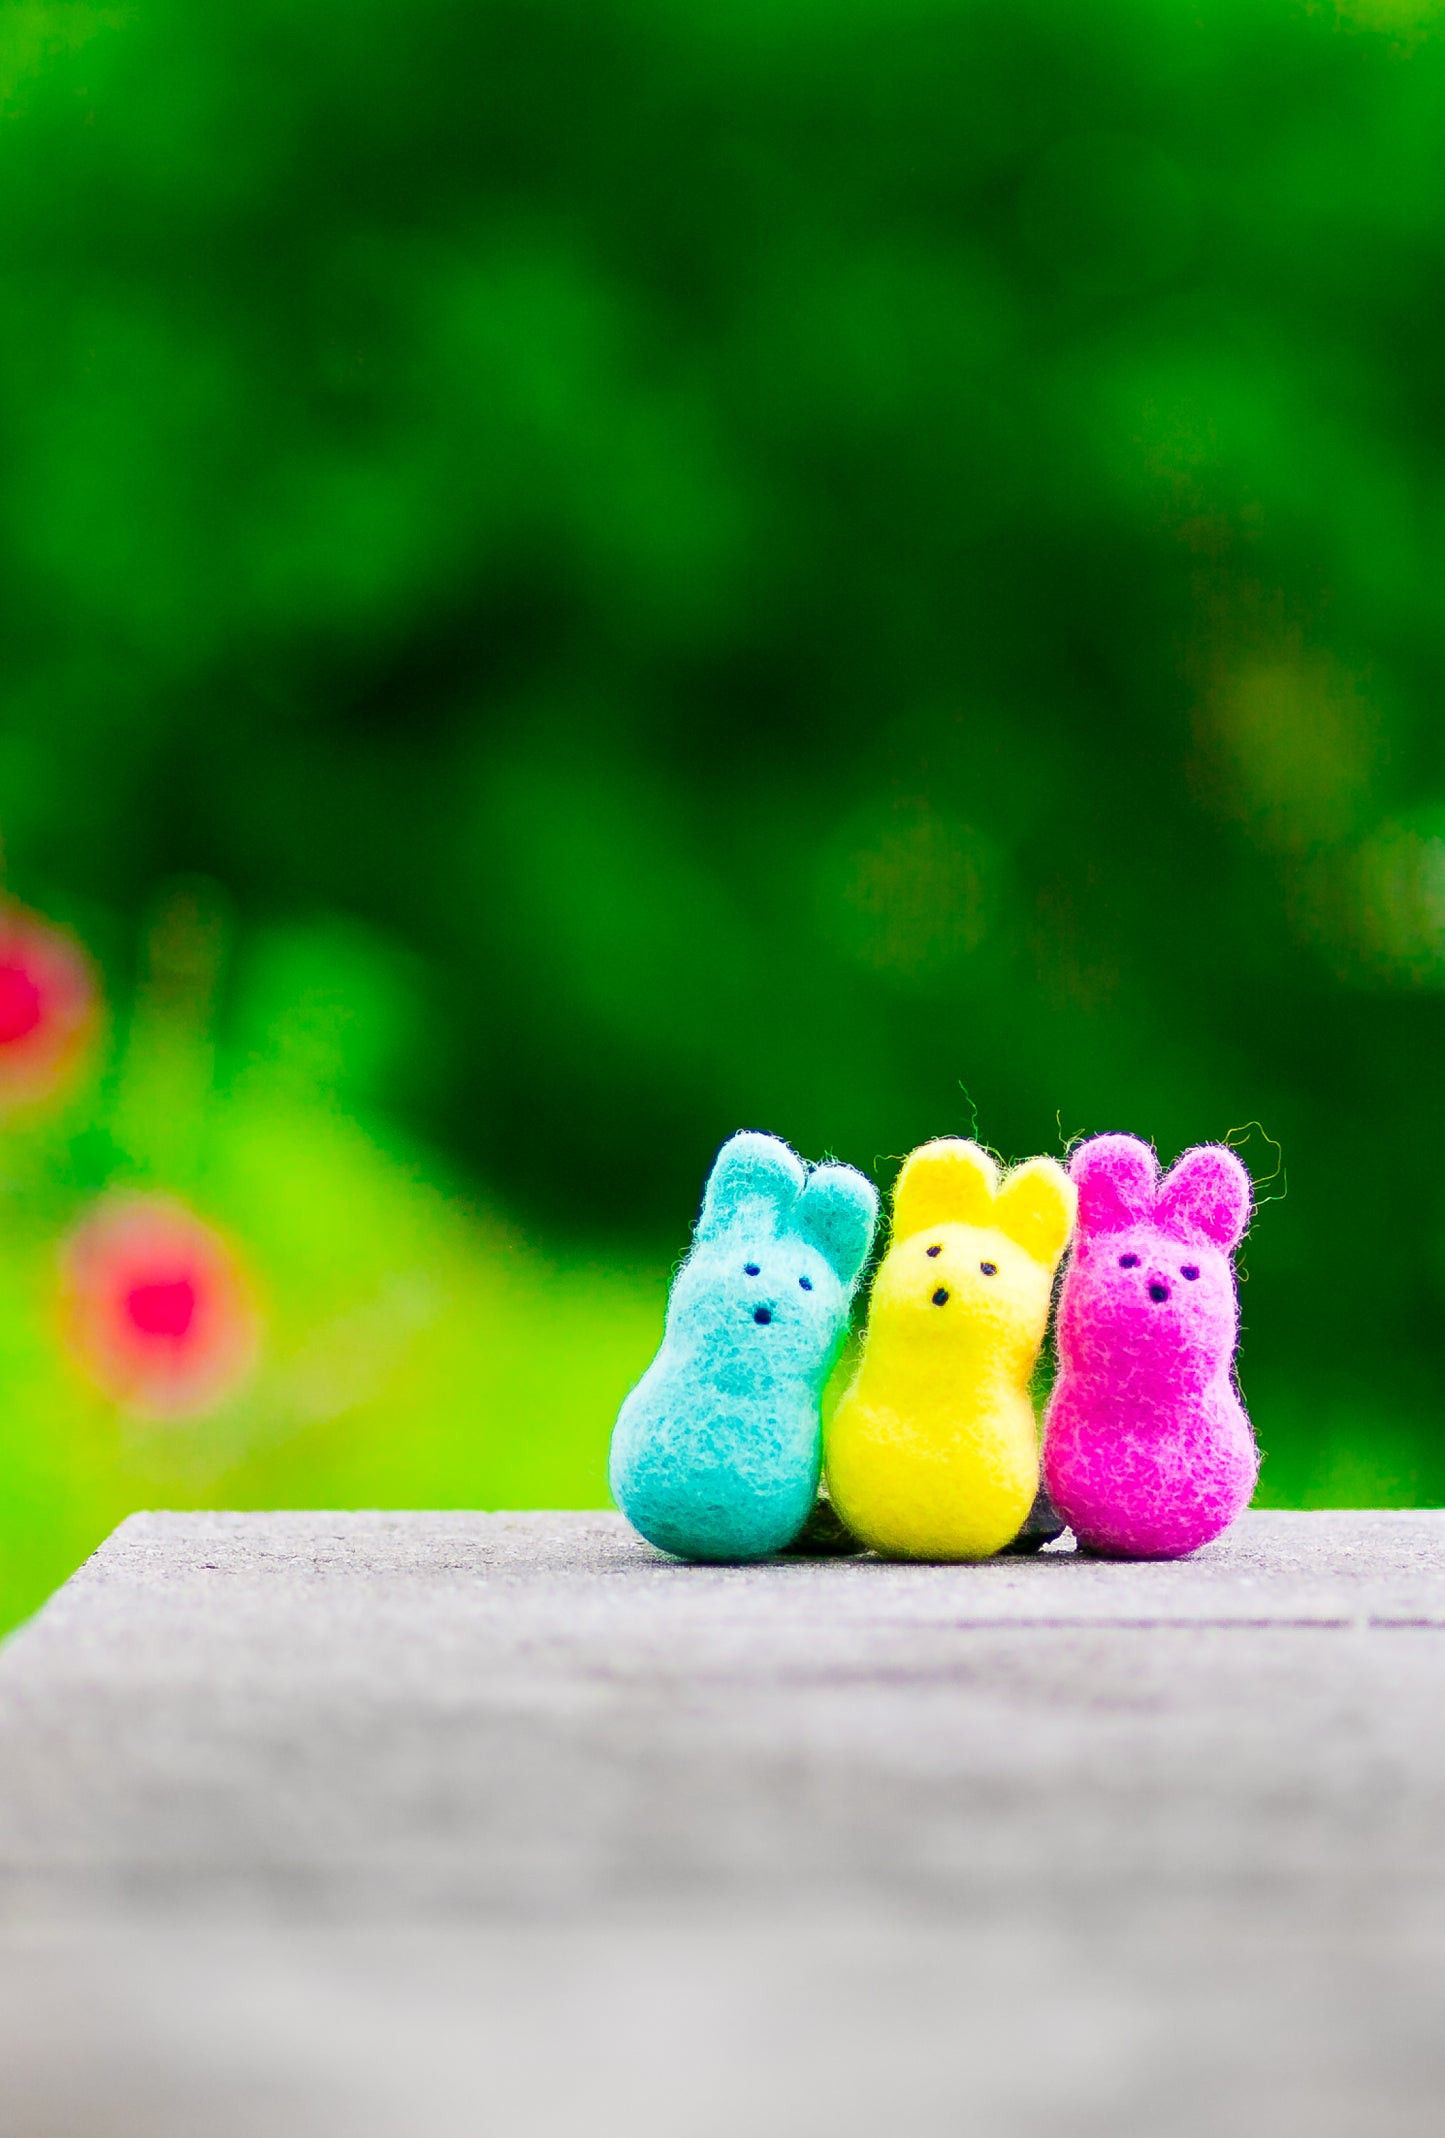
0,903,98,1109
62,1197,260,1417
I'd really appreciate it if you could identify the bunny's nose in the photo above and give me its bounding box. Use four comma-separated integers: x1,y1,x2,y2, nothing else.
1148,1280,1170,1304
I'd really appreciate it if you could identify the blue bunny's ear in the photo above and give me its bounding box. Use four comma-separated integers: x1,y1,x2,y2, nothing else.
696,1130,807,1242
792,1162,879,1290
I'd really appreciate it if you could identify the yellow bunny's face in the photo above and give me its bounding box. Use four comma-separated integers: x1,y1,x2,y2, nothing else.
866,1140,1075,1377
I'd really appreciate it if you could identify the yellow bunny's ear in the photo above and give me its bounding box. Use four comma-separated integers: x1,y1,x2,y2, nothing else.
891,1138,999,1241
994,1157,1076,1269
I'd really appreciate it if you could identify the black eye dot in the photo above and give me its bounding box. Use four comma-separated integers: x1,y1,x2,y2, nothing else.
744,1263,760,1276
1119,1253,1140,1269
931,1286,949,1306
980,1261,997,1277
798,1274,813,1291
1181,1265,1200,1282
926,1244,942,1258
753,1306,772,1325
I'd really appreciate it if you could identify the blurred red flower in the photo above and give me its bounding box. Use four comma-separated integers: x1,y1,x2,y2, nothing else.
0,903,98,1109
62,1197,260,1417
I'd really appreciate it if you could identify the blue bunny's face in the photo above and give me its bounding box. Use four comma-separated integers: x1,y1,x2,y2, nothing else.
670,1228,847,1366
657,1127,878,1382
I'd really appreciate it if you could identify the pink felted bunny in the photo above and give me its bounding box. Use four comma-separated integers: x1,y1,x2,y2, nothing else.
1042,1134,1256,1559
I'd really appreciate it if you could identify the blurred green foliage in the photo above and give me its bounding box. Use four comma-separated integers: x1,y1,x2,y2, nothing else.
1,0,1444,1622
0,882,661,1630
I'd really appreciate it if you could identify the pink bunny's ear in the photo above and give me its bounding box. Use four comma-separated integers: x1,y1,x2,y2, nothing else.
1156,1144,1251,1251
1069,1134,1157,1238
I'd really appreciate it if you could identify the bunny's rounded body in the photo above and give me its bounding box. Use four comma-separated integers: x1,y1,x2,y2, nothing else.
610,1131,878,1563
1042,1134,1257,1560
826,1139,1074,1561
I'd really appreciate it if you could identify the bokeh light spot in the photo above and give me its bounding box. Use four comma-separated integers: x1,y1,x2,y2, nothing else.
816,800,998,985
62,1196,259,1418
1204,655,1378,852
126,1278,198,1339
0,962,43,1044
1348,816,1445,985
0,905,98,1110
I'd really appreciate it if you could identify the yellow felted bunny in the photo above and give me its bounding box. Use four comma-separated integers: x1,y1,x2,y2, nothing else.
825,1138,1076,1560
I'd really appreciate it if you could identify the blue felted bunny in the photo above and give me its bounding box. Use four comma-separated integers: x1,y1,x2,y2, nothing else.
610,1130,879,1562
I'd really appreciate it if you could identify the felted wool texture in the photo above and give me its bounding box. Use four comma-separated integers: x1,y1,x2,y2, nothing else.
609,1130,879,1563
1042,1134,1257,1561
825,1138,1075,1562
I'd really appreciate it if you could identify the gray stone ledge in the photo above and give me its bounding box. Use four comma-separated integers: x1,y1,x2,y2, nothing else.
0,1509,1441,2138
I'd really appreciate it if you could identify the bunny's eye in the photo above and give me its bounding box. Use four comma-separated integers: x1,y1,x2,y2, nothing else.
980,1262,997,1276
1119,1253,1140,1269
798,1274,813,1291
926,1244,942,1258
744,1263,760,1276
1181,1265,1200,1281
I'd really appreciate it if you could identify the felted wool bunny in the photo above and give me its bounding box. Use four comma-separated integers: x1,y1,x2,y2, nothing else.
610,1130,879,1562
1042,1134,1256,1559
825,1138,1075,1560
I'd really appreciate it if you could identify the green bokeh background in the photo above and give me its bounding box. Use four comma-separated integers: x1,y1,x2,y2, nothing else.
1,0,1443,1626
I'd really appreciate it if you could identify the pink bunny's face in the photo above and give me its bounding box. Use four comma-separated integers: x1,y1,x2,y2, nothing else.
1058,1135,1251,1395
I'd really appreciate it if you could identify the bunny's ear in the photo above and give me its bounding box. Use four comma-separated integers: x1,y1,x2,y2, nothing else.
891,1138,999,1241
1156,1144,1251,1251
792,1163,879,1290
1070,1134,1157,1238
696,1131,806,1242
994,1157,1076,1270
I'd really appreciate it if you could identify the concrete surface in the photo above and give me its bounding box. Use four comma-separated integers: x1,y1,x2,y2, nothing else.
0,1508,1442,2136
